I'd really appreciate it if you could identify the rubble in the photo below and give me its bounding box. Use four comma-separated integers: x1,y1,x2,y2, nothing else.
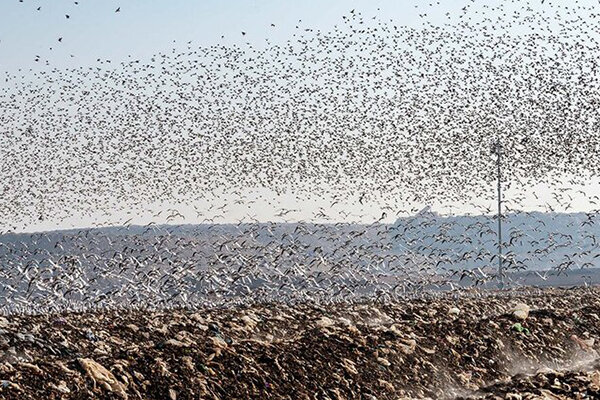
512,303,531,321
457,360,600,399
78,358,128,399
0,287,599,399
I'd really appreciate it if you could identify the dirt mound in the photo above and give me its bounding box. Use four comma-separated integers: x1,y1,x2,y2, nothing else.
1,288,600,399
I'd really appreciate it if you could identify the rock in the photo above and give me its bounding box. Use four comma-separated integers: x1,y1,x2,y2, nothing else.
448,307,461,316
0,317,9,329
512,303,530,320
78,358,128,399
168,388,177,400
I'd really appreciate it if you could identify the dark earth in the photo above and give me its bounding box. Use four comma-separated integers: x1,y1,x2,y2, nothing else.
1,287,600,399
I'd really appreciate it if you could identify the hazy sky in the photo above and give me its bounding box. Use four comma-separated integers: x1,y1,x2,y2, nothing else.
2,0,598,232
0,0,522,74
0,0,407,73
0,0,456,232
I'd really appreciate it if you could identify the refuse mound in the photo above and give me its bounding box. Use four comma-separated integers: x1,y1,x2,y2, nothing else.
458,360,600,399
1,287,600,399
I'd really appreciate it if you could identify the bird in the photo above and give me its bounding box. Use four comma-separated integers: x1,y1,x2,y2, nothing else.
0,0,599,314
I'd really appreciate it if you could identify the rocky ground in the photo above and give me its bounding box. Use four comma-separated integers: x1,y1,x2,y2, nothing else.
1,288,600,399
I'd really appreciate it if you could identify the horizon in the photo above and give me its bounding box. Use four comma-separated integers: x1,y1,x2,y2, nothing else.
2,207,596,235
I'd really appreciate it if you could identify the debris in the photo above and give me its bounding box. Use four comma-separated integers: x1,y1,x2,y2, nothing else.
0,380,21,391
316,316,335,328
0,288,597,399
53,381,71,394
511,322,530,335
570,334,594,351
512,303,530,320
341,358,358,375
448,307,461,316
377,357,391,367
78,358,128,399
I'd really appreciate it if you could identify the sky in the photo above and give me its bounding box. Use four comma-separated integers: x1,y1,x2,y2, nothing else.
0,0,455,232
1,0,599,232
0,0,428,74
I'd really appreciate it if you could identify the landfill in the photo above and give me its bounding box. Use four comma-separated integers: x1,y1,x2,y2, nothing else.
1,287,600,399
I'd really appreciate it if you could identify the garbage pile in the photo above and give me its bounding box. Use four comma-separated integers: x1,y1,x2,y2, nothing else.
458,362,600,399
1,287,600,399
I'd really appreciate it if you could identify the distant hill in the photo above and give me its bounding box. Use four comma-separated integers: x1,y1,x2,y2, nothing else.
2,210,598,273
1,211,598,313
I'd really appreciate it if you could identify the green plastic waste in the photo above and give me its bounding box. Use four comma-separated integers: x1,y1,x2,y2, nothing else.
511,322,530,335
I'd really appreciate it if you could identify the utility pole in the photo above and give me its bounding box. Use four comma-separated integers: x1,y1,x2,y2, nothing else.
496,140,503,286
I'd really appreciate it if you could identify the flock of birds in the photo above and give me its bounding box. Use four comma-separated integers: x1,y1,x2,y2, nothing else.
1,209,600,314
1,0,600,313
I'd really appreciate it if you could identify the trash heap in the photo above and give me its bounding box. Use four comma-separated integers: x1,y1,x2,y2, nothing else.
1,287,600,399
458,363,600,400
